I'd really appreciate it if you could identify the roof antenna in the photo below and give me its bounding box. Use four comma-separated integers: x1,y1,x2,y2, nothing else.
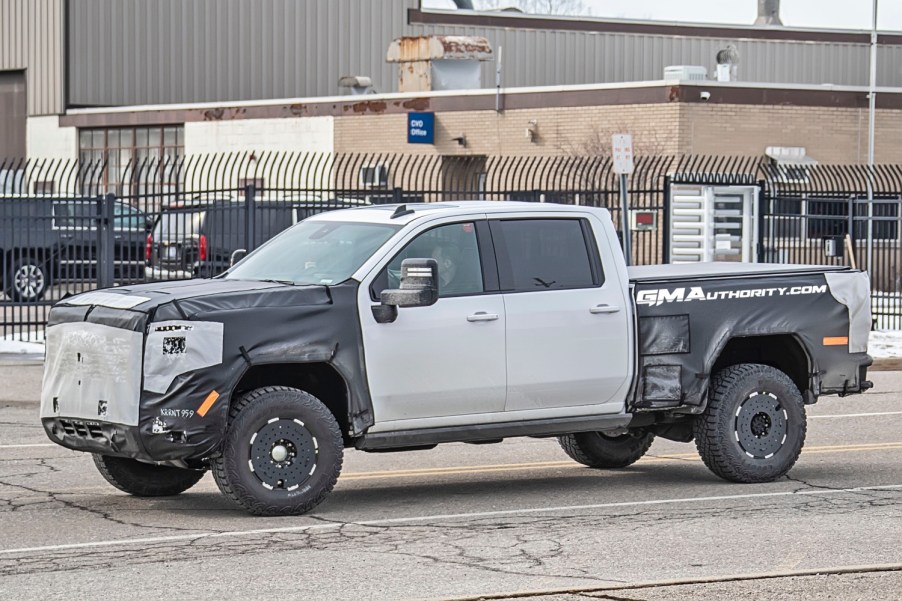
391,204,414,219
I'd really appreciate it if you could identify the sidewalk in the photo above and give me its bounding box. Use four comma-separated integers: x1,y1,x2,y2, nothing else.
0,358,44,405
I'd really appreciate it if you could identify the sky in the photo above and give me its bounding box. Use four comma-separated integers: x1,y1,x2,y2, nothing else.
422,0,902,32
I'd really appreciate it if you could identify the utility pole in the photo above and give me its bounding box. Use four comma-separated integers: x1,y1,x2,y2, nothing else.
866,0,878,272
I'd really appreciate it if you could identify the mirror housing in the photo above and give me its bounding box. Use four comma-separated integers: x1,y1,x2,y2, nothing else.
230,248,247,267
372,258,439,324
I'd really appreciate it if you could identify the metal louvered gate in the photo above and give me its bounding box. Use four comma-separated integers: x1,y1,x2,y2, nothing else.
668,184,758,263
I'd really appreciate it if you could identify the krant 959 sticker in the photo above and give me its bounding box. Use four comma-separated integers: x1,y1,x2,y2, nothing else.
159,408,195,419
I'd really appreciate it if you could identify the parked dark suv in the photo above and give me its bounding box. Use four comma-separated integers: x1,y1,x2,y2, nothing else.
146,196,367,280
1,196,150,301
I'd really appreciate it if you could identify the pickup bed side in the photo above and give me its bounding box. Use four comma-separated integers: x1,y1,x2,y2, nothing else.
630,266,872,413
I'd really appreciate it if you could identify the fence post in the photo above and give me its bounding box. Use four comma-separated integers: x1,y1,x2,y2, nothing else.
756,180,767,263
244,183,257,252
663,176,671,264
98,193,116,289
392,186,402,204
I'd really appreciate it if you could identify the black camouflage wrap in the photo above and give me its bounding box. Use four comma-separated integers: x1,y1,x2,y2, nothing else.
42,279,370,464
631,267,871,412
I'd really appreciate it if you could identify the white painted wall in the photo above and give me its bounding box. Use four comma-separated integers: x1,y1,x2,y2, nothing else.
184,116,333,155
183,116,334,191
26,116,77,160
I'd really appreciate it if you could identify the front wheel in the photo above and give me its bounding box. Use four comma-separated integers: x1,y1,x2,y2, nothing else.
211,387,344,516
92,454,205,496
694,363,806,483
558,430,655,469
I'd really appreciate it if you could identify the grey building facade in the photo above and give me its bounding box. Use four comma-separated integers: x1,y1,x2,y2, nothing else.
3,0,900,113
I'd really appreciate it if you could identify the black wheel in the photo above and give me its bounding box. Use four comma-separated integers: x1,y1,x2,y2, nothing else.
211,386,344,516
558,430,655,468
92,454,205,497
6,256,50,302
694,363,806,483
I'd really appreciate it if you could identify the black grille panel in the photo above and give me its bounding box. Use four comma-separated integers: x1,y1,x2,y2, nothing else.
59,419,108,441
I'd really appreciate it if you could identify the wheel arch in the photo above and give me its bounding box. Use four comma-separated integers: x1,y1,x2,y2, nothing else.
709,334,814,403
231,361,353,445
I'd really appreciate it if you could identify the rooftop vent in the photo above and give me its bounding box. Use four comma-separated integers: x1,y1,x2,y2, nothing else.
386,36,493,93
338,76,375,95
755,0,782,26
663,66,708,82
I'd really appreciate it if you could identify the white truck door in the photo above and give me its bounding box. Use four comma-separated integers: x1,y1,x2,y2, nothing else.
492,216,632,414
358,220,507,428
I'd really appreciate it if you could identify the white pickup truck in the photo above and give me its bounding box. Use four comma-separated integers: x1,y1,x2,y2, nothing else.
41,202,873,515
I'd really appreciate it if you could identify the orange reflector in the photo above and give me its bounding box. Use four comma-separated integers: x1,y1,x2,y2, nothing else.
197,390,221,417
823,337,849,346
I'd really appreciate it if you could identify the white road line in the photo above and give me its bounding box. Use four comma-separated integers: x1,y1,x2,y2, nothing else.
810,411,902,419
0,443,56,449
1,483,900,557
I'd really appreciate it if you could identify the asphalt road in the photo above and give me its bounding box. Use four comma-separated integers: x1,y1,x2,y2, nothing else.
0,367,901,600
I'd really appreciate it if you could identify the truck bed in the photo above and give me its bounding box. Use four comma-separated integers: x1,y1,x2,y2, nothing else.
629,262,852,284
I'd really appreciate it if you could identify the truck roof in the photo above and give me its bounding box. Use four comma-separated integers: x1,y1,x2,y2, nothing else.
307,201,608,225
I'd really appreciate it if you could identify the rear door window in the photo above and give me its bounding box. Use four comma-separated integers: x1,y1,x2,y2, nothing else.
491,218,602,292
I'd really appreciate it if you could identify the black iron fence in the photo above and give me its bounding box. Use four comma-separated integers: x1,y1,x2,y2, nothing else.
2,153,902,341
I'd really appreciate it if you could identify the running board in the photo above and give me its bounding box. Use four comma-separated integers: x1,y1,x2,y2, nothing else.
356,413,634,451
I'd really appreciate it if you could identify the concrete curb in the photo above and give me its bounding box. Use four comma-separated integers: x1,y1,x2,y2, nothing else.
426,563,902,601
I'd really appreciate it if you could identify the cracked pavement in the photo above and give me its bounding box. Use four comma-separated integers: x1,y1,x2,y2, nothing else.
0,369,901,600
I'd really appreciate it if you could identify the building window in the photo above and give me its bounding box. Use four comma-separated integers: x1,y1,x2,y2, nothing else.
78,126,184,197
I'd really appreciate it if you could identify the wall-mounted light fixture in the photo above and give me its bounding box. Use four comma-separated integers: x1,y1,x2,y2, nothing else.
526,119,538,142
451,134,467,147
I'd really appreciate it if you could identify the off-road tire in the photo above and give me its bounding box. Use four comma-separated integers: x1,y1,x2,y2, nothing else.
6,255,50,302
694,363,806,483
92,454,205,496
558,430,655,468
211,386,344,516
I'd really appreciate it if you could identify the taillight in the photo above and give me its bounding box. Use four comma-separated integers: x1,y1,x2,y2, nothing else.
198,234,208,261
145,234,153,262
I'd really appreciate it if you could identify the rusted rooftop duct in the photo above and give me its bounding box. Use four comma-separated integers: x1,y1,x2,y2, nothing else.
754,0,782,26
386,36,493,93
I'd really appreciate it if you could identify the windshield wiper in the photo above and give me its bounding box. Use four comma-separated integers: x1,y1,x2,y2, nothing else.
257,279,298,286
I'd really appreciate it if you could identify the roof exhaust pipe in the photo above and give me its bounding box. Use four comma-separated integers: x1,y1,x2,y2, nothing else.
452,0,475,9
754,0,782,26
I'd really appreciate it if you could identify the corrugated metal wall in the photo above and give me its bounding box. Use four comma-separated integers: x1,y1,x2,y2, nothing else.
68,0,411,106
0,0,65,115
412,24,902,90
64,0,902,108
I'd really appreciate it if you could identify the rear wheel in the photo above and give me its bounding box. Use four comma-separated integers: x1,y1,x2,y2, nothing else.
694,363,806,483
558,430,655,468
211,387,344,516
6,256,50,302
92,454,205,496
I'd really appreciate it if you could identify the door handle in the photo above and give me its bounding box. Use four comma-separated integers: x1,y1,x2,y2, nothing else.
467,312,499,322
590,304,621,314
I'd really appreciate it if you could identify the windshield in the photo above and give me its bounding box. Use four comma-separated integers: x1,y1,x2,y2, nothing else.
224,220,401,285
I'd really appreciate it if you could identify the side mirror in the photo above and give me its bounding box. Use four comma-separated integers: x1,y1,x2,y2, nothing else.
230,248,247,267
145,217,154,233
372,258,439,324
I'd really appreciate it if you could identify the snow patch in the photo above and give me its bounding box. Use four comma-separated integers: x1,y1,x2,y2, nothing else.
0,331,46,356
866,330,902,359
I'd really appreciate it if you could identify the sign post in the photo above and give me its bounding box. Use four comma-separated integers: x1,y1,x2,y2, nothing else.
612,134,634,265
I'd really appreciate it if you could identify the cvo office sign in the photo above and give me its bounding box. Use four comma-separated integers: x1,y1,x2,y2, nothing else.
407,112,435,144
